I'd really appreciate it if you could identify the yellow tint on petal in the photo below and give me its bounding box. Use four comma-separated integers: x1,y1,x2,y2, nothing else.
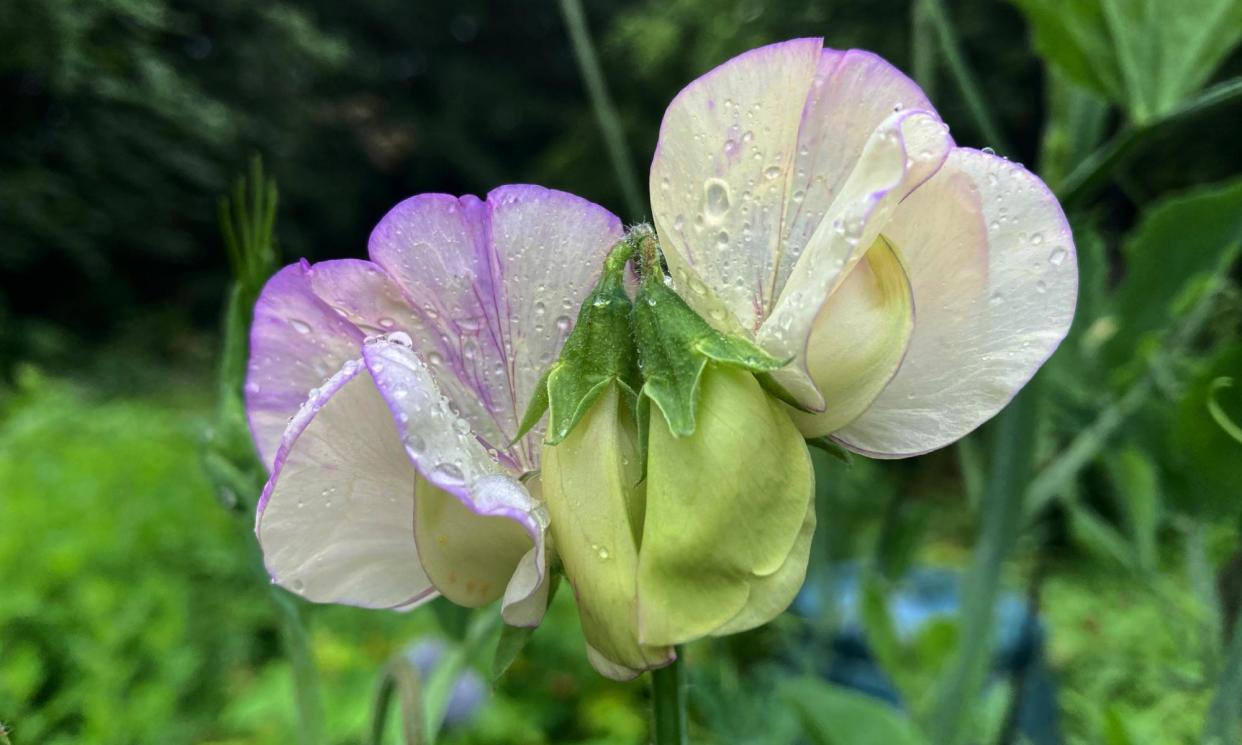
638,365,815,646
541,384,674,679
414,477,533,608
788,235,914,437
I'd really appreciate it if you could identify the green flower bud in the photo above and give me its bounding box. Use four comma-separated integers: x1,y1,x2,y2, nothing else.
541,383,675,679
637,364,816,646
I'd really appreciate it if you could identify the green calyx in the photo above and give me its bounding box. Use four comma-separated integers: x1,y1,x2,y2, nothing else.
516,235,642,445
631,230,788,437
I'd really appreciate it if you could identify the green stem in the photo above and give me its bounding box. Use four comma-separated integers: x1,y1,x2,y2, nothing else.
651,649,687,745
1204,615,1242,745
919,0,1011,153
558,0,645,221
1059,77,1242,208
927,380,1040,745
909,0,937,100
269,583,327,745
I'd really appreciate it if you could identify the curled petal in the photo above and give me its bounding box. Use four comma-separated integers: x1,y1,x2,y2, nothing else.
367,185,623,472
758,109,952,409
363,337,550,626
788,236,914,437
711,497,816,637
256,359,435,609
246,262,365,468
835,149,1078,456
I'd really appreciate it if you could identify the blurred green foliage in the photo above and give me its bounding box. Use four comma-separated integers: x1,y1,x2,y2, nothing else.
2,0,1242,742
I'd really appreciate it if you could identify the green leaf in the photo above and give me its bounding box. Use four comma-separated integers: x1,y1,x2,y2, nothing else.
1013,0,1242,122
633,271,786,437
490,574,561,680
1105,447,1161,572
491,624,535,681
781,678,929,745
1100,177,1242,371
515,237,640,445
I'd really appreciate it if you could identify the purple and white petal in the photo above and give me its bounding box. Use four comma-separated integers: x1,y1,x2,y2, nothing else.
363,337,551,626
246,262,364,468
835,149,1078,456
368,186,623,473
256,359,435,610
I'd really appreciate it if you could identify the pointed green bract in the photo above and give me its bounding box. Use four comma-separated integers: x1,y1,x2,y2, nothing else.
633,265,787,437
514,237,642,445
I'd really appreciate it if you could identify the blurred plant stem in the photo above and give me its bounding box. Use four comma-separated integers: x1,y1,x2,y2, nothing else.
558,0,645,221
651,649,687,745
917,0,1011,153
209,157,327,745
1204,612,1242,745
370,651,426,745
1025,261,1230,518
909,0,937,100
927,379,1041,745
1060,77,1242,208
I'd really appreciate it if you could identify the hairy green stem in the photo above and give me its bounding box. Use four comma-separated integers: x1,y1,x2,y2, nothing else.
919,0,1011,153
558,0,645,221
652,650,687,745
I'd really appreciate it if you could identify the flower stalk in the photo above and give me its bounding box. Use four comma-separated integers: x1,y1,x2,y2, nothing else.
651,649,687,745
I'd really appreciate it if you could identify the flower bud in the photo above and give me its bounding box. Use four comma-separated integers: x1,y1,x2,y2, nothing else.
637,363,815,646
541,383,675,679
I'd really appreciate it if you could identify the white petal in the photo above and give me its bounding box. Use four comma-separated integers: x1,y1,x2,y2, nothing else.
835,149,1078,456
256,359,435,609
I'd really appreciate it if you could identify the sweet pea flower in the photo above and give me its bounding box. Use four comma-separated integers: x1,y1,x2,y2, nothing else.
246,185,624,627
649,38,1077,456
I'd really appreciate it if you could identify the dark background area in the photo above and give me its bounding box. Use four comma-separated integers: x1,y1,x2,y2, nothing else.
3,0,1237,382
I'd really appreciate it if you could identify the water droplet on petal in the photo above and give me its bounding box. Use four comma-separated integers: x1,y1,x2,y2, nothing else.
290,319,312,334
430,463,465,487
1048,247,1067,266
703,178,731,221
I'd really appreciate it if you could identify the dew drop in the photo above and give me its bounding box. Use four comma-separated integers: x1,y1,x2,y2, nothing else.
431,463,465,487
1048,247,1068,266
703,178,731,221
1035,280,1047,294
428,351,443,366
291,579,305,592
981,146,996,155
378,316,396,329
988,291,1004,306
763,166,781,181
555,315,572,332
1030,232,1044,245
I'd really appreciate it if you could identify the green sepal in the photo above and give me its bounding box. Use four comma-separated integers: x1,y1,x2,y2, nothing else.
492,574,561,680
513,238,641,445
807,436,854,465
633,272,787,437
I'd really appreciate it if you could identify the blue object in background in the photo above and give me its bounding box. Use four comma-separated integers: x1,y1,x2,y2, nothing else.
791,564,1062,745
405,639,489,728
